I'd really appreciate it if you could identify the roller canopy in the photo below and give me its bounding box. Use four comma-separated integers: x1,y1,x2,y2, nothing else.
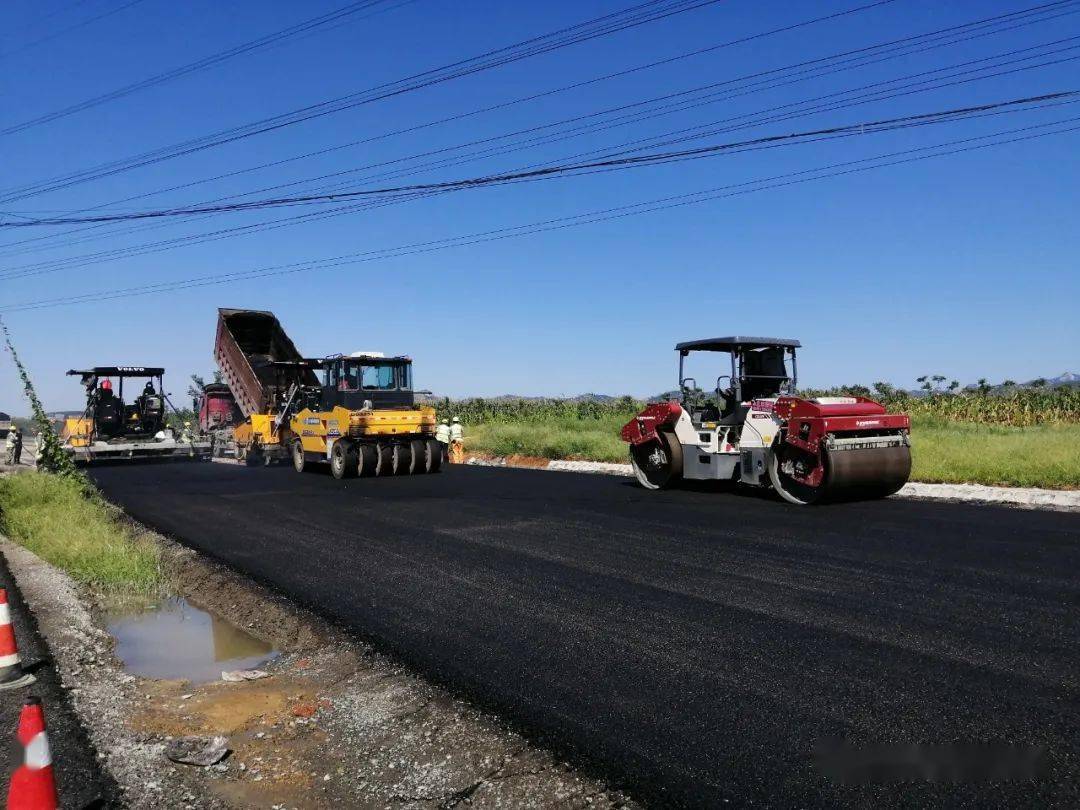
676,337,801,353
67,367,165,377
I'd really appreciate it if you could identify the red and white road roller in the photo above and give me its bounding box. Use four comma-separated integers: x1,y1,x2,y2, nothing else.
620,337,911,504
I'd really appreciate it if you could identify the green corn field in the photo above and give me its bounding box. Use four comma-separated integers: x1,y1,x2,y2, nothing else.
434,387,1080,428
801,387,1080,426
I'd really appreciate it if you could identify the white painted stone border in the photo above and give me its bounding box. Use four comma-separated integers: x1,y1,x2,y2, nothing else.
466,457,1080,511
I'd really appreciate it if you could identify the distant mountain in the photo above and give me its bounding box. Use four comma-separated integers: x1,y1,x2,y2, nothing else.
1044,371,1080,387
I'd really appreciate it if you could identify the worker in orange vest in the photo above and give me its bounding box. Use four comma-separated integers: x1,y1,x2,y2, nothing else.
449,417,464,464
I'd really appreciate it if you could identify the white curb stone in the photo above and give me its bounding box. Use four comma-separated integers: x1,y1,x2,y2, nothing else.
547,460,634,476
896,482,1080,510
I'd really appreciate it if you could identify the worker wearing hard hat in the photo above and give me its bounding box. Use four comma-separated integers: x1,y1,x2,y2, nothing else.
435,420,451,463
179,421,193,443
4,426,22,466
449,417,464,464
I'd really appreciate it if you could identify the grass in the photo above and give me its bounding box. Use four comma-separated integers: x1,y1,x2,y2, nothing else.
909,417,1080,489
467,414,631,463
465,414,1080,489
0,471,163,595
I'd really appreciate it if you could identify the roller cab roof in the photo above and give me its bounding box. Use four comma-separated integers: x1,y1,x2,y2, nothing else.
676,337,801,353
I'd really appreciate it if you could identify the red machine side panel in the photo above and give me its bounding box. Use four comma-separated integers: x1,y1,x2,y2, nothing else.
620,402,682,445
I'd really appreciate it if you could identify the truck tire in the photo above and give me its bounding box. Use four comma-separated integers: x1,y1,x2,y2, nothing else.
392,443,411,475
331,441,358,480
292,440,306,473
409,439,427,474
375,442,393,476
358,443,379,477
425,439,442,473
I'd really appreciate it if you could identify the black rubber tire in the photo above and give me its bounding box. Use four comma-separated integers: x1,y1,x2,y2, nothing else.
392,443,412,475
292,440,306,473
358,443,379,477
409,439,427,474
425,439,443,473
376,442,394,476
330,440,358,479
629,431,682,490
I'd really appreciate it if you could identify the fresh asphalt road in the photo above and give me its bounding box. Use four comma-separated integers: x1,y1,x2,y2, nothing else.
90,462,1079,808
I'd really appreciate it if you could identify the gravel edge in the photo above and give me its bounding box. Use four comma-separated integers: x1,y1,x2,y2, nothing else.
0,540,209,809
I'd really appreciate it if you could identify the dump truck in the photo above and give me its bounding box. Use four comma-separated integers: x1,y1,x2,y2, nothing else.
196,382,243,457
60,367,211,462
621,337,911,504
214,308,318,465
214,309,442,478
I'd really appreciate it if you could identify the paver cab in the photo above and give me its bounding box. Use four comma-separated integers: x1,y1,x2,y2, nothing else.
621,337,912,504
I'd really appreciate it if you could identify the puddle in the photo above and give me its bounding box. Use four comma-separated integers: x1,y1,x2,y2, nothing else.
105,596,279,683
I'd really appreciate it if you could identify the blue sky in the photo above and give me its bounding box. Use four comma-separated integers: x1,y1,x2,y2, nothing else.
1,0,1077,411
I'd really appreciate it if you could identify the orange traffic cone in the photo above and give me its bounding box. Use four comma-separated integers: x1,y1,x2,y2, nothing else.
7,696,58,810
0,590,34,691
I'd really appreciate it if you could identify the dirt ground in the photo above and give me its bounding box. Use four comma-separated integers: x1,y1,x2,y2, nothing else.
5,518,636,809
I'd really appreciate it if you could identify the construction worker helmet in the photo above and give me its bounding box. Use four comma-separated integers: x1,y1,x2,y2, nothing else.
441,420,449,425
184,421,191,427
452,417,460,423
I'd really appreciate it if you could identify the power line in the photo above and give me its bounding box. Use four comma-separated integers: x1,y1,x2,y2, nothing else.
2,31,1074,276
0,0,1061,260
275,31,1080,202
1,0,418,136
6,92,1072,227
0,0,905,255
0,0,723,204
3,115,1076,313
6,0,902,212
6,0,97,37
0,79,1073,284
0,0,149,60
1,65,1071,286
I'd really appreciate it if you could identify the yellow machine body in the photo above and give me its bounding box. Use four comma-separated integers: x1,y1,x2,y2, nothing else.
234,413,289,448
290,405,436,455
61,417,93,448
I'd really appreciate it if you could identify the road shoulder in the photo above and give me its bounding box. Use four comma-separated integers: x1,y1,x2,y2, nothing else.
2,517,637,809
0,539,120,808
